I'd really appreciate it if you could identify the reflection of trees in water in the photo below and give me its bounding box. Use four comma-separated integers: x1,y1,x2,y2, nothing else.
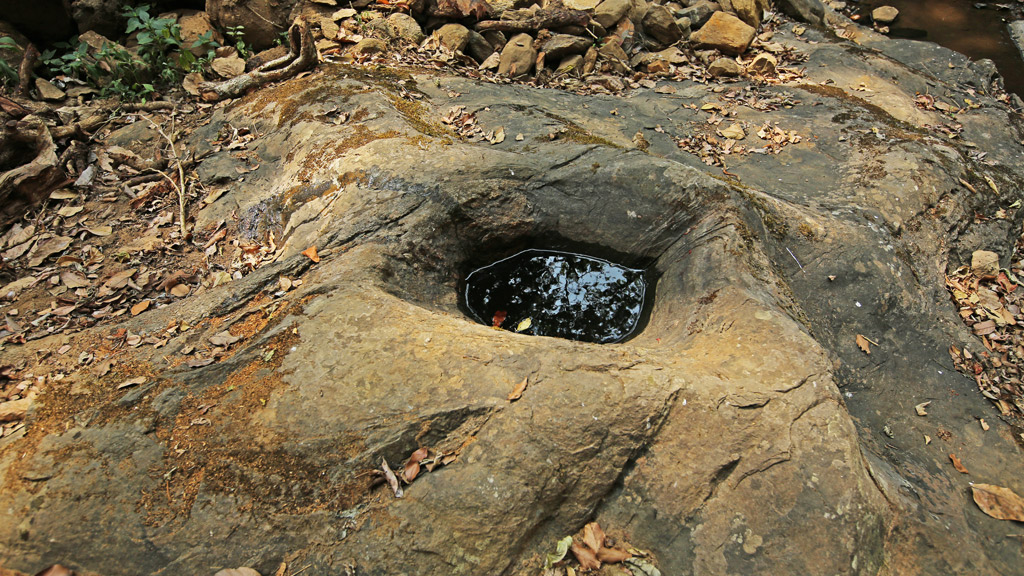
465,250,646,343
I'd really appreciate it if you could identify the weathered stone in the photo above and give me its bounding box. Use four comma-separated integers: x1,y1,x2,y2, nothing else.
436,23,471,52
748,51,777,74
872,5,899,24
542,34,592,61
776,0,825,26
646,58,671,74
627,0,650,26
466,30,494,62
387,13,425,45
598,39,631,73
0,397,31,422
179,11,224,56
482,30,507,51
70,0,127,37
498,32,536,77
690,10,755,55
611,17,637,50
655,46,688,64
207,0,300,50
731,0,762,28
707,57,742,77
1011,20,1024,62
556,53,584,75
77,30,122,52
34,78,66,101
675,0,717,27
565,0,601,8
674,16,692,38
594,0,631,28
642,5,683,45
582,44,598,74
348,37,387,56
972,250,1000,277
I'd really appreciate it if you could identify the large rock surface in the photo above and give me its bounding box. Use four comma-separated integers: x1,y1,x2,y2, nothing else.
2,18,1024,576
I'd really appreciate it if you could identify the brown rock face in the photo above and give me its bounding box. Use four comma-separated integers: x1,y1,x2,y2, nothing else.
594,0,631,28
642,5,683,46
730,0,762,28
179,11,225,57
206,0,300,51
690,10,755,55
435,23,471,52
498,32,536,77
707,57,742,77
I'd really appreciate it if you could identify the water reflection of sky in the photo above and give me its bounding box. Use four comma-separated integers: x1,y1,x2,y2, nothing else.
464,250,646,344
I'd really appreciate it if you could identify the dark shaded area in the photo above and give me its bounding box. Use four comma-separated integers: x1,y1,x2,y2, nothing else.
463,249,648,343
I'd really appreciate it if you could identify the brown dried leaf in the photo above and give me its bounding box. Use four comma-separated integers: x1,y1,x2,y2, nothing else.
171,284,190,297
131,300,151,316
971,483,1024,521
104,268,137,290
61,270,90,288
582,522,605,554
856,334,871,354
914,401,931,416
381,457,404,498
35,565,75,576
403,460,421,483
949,453,969,474
213,569,262,576
507,376,528,402
302,245,320,263
596,547,631,564
117,376,146,389
571,542,601,571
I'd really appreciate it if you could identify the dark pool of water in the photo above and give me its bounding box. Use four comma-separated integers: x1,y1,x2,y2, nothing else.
462,249,648,344
858,0,1024,97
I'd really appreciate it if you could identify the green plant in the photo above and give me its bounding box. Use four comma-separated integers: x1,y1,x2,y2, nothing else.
224,25,251,59
0,36,19,86
189,30,219,73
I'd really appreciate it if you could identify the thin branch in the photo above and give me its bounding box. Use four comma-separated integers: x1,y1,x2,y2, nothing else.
138,112,189,239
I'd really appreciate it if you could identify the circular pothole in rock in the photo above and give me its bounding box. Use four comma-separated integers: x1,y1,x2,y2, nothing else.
461,248,653,344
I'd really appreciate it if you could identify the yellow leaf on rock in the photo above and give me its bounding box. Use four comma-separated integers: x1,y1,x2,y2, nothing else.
971,483,1024,521
516,318,532,332
507,376,528,401
856,334,871,354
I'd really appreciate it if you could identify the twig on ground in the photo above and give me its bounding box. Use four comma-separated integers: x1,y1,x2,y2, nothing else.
138,112,189,239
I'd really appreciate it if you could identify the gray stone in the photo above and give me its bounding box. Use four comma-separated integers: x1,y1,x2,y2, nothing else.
872,5,899,25
34,78,66,101
482,30,507,51
436,23,471,52
348,38,387,56
556,53,584,75
594,0,631,28
707,57,742,77
387,13,425,45
1011,21,1024,62
642,5,683,45
498,32,536,77
776,0,825,26
676,0,718,28
466,30,494,62
542,34,592,60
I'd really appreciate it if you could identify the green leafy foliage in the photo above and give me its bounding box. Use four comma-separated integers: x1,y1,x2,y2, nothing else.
0,35,19,86
224,25,250,59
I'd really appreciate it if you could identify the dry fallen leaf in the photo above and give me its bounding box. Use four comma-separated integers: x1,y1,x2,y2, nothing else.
950,453,969,474
914,401,931,416
117,376,146,390
403,447,429,483
571,542,601,571
596,547,632,563
213,569,262,576
492,310,507,328
171,284,190,297
381,457,404,498
583,522,605,554
980,418,989,431
302,245,321,263
856,334,872,355
131,300,151,316
507,376,528,402
971,483,1024,521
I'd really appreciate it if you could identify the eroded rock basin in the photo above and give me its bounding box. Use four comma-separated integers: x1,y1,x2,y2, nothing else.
2,24,1024,576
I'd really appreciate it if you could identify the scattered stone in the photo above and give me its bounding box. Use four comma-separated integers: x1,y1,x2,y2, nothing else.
731,0,762,28
643,5,683,46
655,46,688,63
436,23,471,52
646,58,671,74
594,0,632,28
582,45,599,74
676,1,718,28
479,51,501,70
498,33,537,77
332,8,358,19
775,0,826,26
349,37,387,57
612,18,637,50
598,40,631,74
707,57,742,77
872,5,899,25
179,10,224,56
565,0,601,8
387,13,424,45
34,77,66,101
748,52,777,75
674,16,692,39
78,30,123,52
690,11,755,55
482,30,507,51
720,123,745,139
972,250,1000,277
543,34,592,61
0,397,32,422
466,30,494,62
556,54,584,75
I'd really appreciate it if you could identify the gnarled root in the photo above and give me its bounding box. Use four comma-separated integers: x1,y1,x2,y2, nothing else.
199,19,317,102
0,116,66,230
